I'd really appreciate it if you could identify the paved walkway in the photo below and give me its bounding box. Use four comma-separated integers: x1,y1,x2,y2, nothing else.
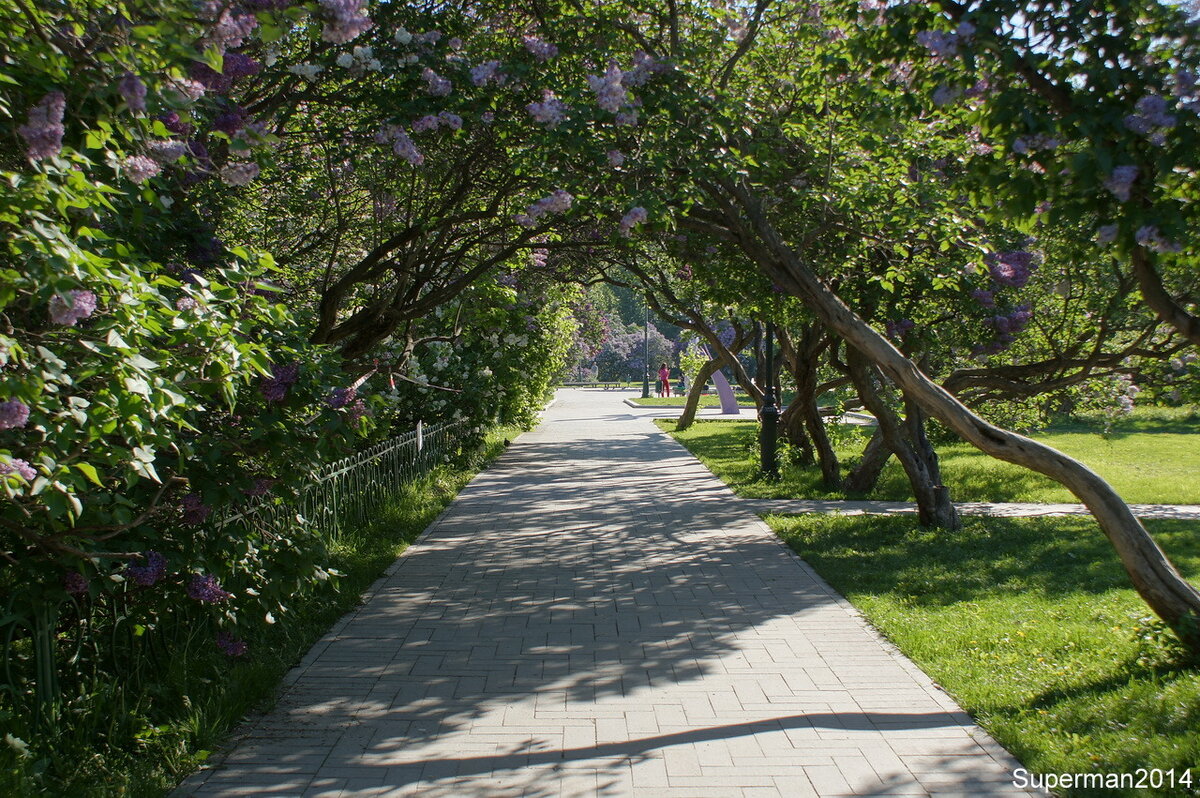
178,389,1035,797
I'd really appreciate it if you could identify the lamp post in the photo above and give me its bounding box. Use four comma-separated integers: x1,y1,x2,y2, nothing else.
760,321,780,479
641,295,651,398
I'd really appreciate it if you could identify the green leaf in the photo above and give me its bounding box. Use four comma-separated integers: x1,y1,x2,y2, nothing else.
75,462,103,486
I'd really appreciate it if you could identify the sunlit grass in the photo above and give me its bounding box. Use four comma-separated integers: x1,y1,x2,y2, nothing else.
768,513,1200,797
659,406,1200,505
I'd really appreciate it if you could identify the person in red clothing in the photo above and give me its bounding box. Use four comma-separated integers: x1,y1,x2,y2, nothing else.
657,363,671,397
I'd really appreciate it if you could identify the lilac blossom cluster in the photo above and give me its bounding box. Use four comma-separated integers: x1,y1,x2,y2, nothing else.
1124,95,1176,146
187,574,232,603
606,150,625,167
124,155,160,184
0,458,35,481
1135,225,1182,254
1096,223,1119,245
970,288,995,308
319,0,373,44
514,189,573,227
1171,70,1200,112
1104,165,1138,202
1011,133,1059,155
118,72,147,112
125,551,168,587
147,139,188,163
421,67,452,97
523,35,559,61
985,250,1038,289
885,318,915,339
181,493,212,525
412,111,462,133
261,362,300,402
18,92,66,160
377,125,423,166
217,632,248,657
64,571,89,597
346,398,368,425
220,162,260,187
469,60,504,86
328,386,357,408
49,290,98,326
0,400,30,430
915,22,973,59
526,90,568,127
974,304,1033,354
619,206,647,237
587,63,627,113
203,7,258,51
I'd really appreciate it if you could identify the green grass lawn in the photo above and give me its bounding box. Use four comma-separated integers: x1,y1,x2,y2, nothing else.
659,406,1200,505
768,513,1200,797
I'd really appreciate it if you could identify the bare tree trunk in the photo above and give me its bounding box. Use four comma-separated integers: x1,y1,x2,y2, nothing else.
795,329,840,488
847,350,959,529
710,182,1200,649
676,357,721,431
843,427,892,494
778,394,815,465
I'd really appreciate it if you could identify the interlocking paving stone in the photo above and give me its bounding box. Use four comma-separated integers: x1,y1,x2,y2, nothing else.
174,389,1039,797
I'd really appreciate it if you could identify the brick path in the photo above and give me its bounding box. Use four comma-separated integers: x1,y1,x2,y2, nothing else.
177,389,1035,797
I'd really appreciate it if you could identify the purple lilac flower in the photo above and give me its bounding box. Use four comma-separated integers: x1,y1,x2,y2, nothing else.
222,53,262,80
469,60,503,86
0,458,36,481
320,0,373,44
64,571,89,596
0,400,31,430
915,30,959,59
885,319,915,339
327,386,357,408
216,631,248,656
242,477,276,497
212,106,246,134
125,551,167,587
587,62,627,113
181,493,212,525
187,574,232,603
985,250,1037,288
619,206,647,237
49,290,98,326
260,362,299,403
523,35,558,61
118,72,147,112
190,61,233,95
971,288,995,308
607,149,625,167
513,189,573,227
1135,225,1182,253
346,399,369,425
931,84,961,107
526,90,567,127
1096,224,1119,244
147,140,188,164
160,112,190,135
123,155,160,184
205,9,258,51
18,92,66,160
421,67,452,97
1104,165,1138,202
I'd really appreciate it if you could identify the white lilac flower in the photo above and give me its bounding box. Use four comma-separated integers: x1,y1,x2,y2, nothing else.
219,162,260,186
123,155,161,183
619,206,648,237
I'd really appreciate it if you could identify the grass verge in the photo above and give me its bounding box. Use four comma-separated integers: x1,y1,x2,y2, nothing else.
659,405,1200,504
767,513,1200,797
4,424,522,797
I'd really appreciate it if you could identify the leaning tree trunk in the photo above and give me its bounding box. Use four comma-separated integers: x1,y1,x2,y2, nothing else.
778,394,816,465
843,427,892,494
795,332,840,489
847,350,959,529
676,357,722,432
720,182,1200,650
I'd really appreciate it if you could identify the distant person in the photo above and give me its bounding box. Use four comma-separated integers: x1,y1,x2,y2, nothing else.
658,363,671,397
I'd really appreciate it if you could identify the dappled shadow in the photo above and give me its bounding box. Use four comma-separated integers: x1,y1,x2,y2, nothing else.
178,390,1025,796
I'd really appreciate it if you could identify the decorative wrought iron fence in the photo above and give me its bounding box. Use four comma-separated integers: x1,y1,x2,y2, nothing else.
0,418,474,729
